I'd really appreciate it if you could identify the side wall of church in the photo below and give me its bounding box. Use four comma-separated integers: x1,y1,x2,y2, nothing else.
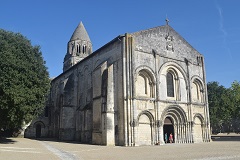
48,69,78,140
76,37,124,145
48,37,125,145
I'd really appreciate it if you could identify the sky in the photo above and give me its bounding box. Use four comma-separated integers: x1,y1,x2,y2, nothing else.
0,0,240,88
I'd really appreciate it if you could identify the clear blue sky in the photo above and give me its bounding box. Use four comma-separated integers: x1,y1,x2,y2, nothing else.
1,0,239,87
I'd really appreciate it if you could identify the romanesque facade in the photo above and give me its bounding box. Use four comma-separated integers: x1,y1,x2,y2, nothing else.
25,21,211,146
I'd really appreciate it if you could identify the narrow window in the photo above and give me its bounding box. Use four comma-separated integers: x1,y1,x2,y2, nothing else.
101,70,108,112
79,45,81,53
144,76,148,94
167,72,174,97
76,45,79,53
83,45,86,54
88,47,91,54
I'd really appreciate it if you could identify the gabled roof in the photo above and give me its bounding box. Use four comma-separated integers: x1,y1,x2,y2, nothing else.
131,24,202,56
70,21,91,41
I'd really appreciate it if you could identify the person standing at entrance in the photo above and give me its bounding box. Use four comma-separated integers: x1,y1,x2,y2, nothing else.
165,133,168,143
169,133,173,143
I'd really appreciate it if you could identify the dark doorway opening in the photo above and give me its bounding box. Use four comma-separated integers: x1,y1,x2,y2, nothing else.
163,117,174,143
36,124,41,138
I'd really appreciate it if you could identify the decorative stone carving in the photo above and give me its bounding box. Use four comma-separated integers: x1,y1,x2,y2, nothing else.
130,120,138,127
136,45,142,51
156,120,162,127
165,34,174,52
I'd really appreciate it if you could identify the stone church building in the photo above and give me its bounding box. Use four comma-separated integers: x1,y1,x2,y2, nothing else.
25,21,211,146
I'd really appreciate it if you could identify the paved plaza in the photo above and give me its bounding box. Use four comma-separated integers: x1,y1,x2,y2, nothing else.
0,137,240,160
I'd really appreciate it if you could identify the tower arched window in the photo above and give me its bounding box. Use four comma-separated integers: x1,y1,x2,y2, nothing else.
76,44,81,55
78,45,81,53
83,45,86,54
76,44,79,53
88,46,91,54
166,72,174,97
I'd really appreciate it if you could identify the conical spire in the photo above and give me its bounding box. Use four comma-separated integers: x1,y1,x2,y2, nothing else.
70,21,90,41
63,21,92,72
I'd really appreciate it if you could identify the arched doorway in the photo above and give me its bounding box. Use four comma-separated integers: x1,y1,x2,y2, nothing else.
161,105,188,144
138,114,152,145
36,124,41,138
163,117,174,143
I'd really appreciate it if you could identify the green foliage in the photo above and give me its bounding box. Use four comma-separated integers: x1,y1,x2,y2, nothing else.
0,29,50,134
208,81,240,133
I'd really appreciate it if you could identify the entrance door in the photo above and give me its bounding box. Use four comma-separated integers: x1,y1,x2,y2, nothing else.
163,117,174,143
36,124,41,138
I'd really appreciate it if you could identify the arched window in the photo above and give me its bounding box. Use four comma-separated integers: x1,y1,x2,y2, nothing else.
192,80,204,103
76,45,79,53
88,46,91,54
78,45,81,53
136,70,155,98
166,72,174,97
76,44,81,55
101,70,108,112
83,45,86,54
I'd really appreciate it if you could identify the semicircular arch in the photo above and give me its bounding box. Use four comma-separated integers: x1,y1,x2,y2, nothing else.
135,65,156,83
158,61,189,101
158,61,188,86
193,113,204,125
137,110,154,123
191,76,205,103
135,66,156,98
161,105,187,124
33,121,46,128
191,75,204,84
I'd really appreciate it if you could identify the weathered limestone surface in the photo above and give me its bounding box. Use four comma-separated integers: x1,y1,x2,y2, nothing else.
25,22,211,146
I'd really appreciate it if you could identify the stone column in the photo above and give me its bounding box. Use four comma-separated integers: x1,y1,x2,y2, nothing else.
159,123,164,145
174,124,177,143
102,64,115,146
183,123,187,143
186,123,189,143
203,124,206,142
176,124,179,143
180,123,183,143
189,121,193,143
203,124,207,142
179,124,182,143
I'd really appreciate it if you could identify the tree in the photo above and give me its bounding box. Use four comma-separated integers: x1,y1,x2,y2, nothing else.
207,81,226,133
230,81,240,118
208,81,240,133
0,29,50,136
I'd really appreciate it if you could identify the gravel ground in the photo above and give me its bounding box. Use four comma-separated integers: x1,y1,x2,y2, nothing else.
1,137,240,160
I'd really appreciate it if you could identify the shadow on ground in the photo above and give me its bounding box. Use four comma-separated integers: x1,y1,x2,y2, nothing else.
26,137,87,145
211,135,240,141
0,137,17,144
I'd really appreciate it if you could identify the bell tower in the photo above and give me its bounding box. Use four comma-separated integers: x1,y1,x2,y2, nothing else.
63,22,92,72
